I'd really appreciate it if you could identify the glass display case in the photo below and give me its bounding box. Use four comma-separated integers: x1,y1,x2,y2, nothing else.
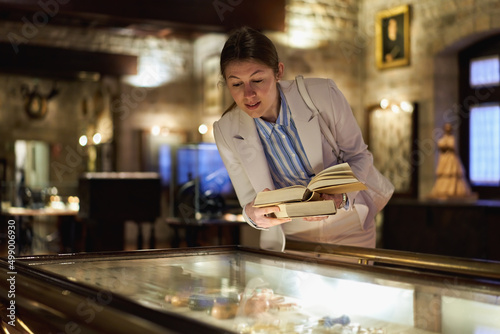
1,246,500,333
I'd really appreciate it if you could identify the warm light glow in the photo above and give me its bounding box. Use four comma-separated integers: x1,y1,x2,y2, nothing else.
49,195,65,209
79,135,88,146
93,133,102,144
68,196,80,204
50,195,61,202
285,8,324,49
198,124,208,135
287,27,322,49
391,104,401,113
400,101,414,113
67,196,80,211
151,125,161,136
125,55,172,87
380,99,390,109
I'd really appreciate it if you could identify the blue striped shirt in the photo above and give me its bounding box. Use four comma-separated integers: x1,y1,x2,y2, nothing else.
254,88,315,189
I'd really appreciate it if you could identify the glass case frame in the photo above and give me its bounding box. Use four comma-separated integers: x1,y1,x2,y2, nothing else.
1,245,500,334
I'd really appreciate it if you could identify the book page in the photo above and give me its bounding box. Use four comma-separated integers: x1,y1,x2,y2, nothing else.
313,182,367,195
309,163,354,184
254,185,307,207
303,190,321,202
313,173,355,179
316,162,352,176
309,177,358,190
307,162,366,192
254,163,364,207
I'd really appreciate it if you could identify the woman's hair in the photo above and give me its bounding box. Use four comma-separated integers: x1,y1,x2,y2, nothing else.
220,26,280,114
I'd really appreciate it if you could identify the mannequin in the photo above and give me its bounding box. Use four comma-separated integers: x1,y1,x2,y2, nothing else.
429,123,474,199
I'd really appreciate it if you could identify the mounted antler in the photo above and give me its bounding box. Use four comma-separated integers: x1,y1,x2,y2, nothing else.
20,82,59,119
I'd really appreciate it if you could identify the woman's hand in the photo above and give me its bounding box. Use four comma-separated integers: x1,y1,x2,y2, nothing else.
245,189,292,229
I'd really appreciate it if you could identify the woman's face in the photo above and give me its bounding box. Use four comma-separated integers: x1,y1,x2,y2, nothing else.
224,59,284,122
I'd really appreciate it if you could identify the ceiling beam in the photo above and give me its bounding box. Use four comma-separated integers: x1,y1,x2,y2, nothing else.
0,0,286,33
0,42,138,79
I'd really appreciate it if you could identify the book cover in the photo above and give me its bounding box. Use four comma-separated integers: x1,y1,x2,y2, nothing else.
273,200,337,218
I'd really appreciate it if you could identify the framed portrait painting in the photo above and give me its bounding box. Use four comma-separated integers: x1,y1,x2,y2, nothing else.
376,5,410,69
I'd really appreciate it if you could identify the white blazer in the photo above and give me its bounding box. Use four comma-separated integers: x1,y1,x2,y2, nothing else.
213,78,376,251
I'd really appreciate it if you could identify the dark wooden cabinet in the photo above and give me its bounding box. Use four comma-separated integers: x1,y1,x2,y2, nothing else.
78,172,161,252
382,198,500,261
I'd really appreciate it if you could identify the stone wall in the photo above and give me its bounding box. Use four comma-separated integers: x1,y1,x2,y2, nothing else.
0,72,104,193
1,0,500,199
360,0,500,197
0,22,194,190
271,0,363,123
268,0,500,198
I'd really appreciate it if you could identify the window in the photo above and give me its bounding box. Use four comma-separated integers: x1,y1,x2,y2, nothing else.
469,105,500,186
459,34,500,198
469,56,500,87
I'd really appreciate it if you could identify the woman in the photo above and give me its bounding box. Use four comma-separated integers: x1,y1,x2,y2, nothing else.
213,27,378,252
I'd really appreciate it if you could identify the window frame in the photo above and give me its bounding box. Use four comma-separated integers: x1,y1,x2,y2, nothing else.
458,34,500,199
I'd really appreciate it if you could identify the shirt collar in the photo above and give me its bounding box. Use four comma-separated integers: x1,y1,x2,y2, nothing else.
277,88,290,127
254,86,290,138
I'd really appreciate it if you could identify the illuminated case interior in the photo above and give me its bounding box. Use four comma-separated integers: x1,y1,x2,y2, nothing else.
1,246,500,333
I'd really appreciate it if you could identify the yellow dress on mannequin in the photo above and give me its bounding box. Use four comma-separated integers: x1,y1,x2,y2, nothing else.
429,123,473,199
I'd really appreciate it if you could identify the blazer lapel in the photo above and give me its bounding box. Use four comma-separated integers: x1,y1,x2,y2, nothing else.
281,81,325,174
294,117,324,174
233,110,275,192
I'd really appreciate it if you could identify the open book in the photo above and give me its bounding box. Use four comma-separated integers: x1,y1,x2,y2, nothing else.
253,163,367,218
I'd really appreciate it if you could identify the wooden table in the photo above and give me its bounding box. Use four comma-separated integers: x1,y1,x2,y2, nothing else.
2,207,80,254
6,207,78,217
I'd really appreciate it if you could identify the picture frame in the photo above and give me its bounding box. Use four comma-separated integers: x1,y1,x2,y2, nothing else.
375,5,410,69
366,102,419,198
